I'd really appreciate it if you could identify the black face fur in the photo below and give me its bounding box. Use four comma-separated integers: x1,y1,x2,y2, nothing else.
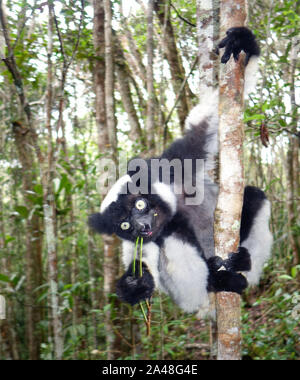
89,192,173,243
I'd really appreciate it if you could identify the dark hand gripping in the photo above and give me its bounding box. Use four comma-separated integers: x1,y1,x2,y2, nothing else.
207,247,251,295
217,27,260,65
116,261,155,306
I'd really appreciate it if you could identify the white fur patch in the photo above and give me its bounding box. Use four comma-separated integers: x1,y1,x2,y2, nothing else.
100,175,132,213
241,199,273,285
185,88,219,173
122,240,161,288
153,182,177,215
122,240,136,268
185,88,219,133
161,235,209,313
244,55,260,98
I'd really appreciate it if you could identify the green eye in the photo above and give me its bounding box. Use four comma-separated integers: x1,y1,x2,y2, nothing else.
121,222,131,231
136,199,146,211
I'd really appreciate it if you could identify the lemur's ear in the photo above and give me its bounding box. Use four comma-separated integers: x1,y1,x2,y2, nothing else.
88,213,115,235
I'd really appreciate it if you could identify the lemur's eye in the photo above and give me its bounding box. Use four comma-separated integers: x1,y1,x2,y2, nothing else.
135,199,147,211
120,222,131,231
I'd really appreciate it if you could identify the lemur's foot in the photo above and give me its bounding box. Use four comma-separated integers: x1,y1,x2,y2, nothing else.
217,27,260,65
223,247,251,272
207,248,250,295
208,271,248,295
116,261,154,306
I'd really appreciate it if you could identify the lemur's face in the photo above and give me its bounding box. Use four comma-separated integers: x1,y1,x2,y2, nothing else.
89,175,176,243
116,195,170,243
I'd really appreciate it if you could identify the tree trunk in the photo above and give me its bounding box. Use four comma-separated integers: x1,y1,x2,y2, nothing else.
214,0,247,361
12,122,43,360
93,0,120,360
0,9,44,359
1,12,44,361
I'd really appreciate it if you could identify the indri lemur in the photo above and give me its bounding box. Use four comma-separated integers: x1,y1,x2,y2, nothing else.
89,27,273,313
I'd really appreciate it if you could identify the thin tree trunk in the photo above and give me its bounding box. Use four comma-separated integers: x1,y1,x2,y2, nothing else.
214,0,247,361
114,39,144,144
146,0,156,152
197,0,220,95
104,0,119,358
44,2,64,360
0,186,20,360
104,0,117,159
93,0,109,152
82,159,99,348
287,36,300,264
196,0,220,359
120,1,147,85
154,0,192,132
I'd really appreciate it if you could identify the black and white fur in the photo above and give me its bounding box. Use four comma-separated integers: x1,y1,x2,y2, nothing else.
89,28,273,313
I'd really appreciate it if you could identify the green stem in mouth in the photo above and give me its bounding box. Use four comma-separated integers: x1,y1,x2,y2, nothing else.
133,236,140,275
139,237,144,277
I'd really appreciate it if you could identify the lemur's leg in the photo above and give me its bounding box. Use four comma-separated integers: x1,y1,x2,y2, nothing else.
206,186,273,293
239,186,273,285
219,186,272,284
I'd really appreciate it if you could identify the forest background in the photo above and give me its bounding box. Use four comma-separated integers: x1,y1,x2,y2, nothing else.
0,0,299,360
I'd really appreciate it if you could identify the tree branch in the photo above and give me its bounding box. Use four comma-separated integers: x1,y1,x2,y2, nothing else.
169,1,196,27
163,55,198,142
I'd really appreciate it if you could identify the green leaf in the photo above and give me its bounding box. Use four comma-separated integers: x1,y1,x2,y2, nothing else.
244,114,265,122
0,274,10,283
279,275,293,281
291,266,300,279
5,235,15,245
15,206,29,219
261,102,269,112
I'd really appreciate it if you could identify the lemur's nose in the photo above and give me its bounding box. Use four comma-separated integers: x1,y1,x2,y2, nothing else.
136,221,150,232
134,215,153,233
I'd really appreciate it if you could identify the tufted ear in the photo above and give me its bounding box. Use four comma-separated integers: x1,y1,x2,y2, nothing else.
88,212,115,235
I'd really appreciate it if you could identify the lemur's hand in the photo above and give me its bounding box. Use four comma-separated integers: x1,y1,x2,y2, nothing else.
116,261,154,306
217,27,260,65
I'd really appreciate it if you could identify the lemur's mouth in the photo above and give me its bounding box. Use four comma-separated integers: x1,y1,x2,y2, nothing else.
140,231,153,238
